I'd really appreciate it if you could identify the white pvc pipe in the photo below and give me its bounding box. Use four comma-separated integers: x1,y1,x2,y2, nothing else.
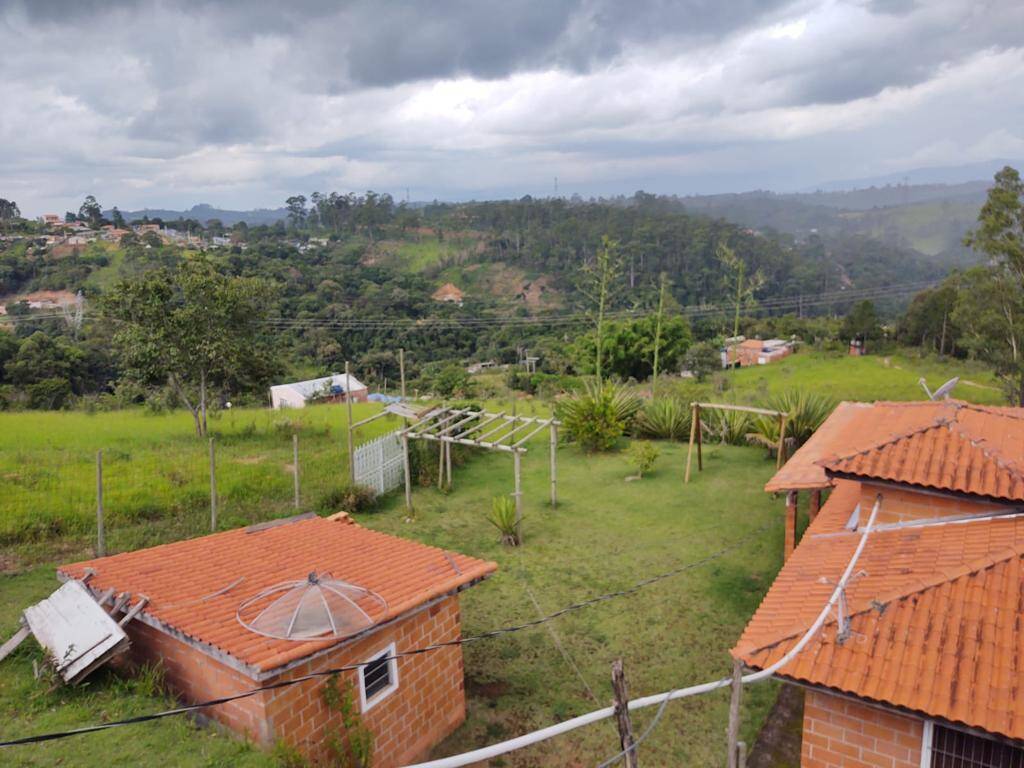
404,496,882,768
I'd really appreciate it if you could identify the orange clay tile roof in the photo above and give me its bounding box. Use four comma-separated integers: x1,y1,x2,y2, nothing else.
733,479,1024,739
59,515,496,676
764,400,1024,493
824,420,1024,502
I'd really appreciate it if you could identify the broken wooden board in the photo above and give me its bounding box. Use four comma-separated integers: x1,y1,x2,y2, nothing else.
23,580,130,684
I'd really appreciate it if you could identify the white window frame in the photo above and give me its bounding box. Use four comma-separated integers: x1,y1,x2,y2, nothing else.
920,720,933,768
358,642,399,712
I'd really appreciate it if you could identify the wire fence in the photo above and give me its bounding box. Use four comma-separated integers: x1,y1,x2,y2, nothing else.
0,403,405,558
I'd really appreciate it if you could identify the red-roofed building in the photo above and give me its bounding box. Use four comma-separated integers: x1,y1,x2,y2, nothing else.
60,514,497,766
735,401,1024,767
432,283,464,305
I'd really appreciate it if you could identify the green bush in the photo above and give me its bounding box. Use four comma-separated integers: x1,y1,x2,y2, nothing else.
556,380,641,452
634,398,691,440
766,390,836,446
488,495,520,546
317,483,378,514
627,440,660,478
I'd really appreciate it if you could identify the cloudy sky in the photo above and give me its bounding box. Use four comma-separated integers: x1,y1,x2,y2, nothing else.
2,0,1023,215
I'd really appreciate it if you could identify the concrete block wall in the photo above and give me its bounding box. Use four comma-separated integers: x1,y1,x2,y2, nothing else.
802,689,924,768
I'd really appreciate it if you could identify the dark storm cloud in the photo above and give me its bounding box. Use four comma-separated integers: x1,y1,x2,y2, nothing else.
4,0,795,89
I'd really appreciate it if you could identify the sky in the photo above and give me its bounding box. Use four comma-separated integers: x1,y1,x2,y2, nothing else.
2,0,1023,216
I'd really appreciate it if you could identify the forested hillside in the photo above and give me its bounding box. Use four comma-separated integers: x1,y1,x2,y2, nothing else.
0,190,960,409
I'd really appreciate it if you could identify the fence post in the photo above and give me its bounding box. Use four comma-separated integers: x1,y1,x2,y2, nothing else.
611,658,638,768
95,450,105,557
399,348,406,401
208,437,217,532
402,434,413,514
346,360,356,485
549,422,558,508
293,433,300,510
377,437,385,494
727,659,743,768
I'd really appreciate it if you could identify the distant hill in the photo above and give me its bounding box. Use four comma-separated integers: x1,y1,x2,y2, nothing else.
106,203,287,226
807,158,1022,192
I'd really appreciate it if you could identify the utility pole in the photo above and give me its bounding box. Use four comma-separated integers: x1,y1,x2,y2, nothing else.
346,361,355,484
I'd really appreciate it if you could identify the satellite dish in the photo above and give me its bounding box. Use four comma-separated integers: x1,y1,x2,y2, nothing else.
920,376,959,401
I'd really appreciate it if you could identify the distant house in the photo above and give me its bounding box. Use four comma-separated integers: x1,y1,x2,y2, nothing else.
135,223,161,235
0,289,78,315
432,283,464,305
269,373,368,409
737,400,1024,767
39,213,62,227
723,337,794,367
59,513,497,765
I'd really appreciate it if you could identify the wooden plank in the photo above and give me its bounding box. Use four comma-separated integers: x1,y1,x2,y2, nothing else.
0,625,30,663
727,659,743,768
118,596,149,627
510,421,552,448
696,404,703,471
696,402,785,417
685,403,698,484
611,658,638,768
23,580,129,684
453,410,506,440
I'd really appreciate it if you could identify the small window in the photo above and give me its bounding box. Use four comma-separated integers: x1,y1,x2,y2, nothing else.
929,723,1024,767
358,643,398,711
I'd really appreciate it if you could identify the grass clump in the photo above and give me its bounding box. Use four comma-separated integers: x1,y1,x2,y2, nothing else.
557,380,641,452
487,495,520,546
634,398,691,440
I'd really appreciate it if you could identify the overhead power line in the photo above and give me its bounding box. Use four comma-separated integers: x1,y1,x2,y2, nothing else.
0,518,774,749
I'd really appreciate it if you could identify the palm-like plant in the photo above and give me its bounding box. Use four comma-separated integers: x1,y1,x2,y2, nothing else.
488,496,520,546
634,398,691,441
556,380,642,452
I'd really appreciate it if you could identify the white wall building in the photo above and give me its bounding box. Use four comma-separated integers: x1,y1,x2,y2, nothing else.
269,373,367,409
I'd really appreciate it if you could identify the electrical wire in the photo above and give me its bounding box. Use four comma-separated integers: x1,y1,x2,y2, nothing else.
595,687,676,768
0,518,775,749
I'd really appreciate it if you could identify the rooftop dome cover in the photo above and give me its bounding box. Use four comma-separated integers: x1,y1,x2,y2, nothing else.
236,572,388,641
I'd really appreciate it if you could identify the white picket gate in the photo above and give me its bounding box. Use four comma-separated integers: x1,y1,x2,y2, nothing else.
353,430,405,494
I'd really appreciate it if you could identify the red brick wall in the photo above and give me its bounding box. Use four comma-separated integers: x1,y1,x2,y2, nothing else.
802,689,924,768
860,484,1004,525
126,595,465,767
262,594,465,767
127,620,272,742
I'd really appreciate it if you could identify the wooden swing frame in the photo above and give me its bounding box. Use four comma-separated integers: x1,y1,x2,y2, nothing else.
684,402,788,483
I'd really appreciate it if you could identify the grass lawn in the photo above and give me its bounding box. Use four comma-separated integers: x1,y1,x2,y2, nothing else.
0,402,398,567
0,431,787,766
363,441,786,765
710,348,1005,405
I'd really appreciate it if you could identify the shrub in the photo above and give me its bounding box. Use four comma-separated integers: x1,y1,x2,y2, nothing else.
634,398,691,440
488,495,520,546
703,407,751,445
684,341,722,381
766,390,836,446
317,483,378,515
556,380,641,452
627,441,660,478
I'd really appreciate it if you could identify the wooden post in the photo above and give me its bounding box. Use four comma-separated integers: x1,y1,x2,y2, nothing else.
696,403,703,471
399,348,406,401
345,361,355,485
685,403,698,483
437,440,445,490
292,433,300,509
402,434,413,514
513,450,523,544
611,658,638,768
737,741,747,768
727,659,743,768
549,422,558,507
809,489,821,522
445,440,453,490
776,414,788,469
784,490,798,560
95,450,105,557
208,437,217,532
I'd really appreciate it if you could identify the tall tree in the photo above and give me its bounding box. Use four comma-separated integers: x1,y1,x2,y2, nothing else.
0,198,20,228
578,236,622,386
111,206,126,228
718,243,764,338
965,166,1024,280
78,195,103,228
651,271,668,396
285,195,308,228
104,258,278,436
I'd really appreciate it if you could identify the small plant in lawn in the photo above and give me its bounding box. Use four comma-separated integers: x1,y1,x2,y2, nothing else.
556,380,641,452
626,440,660,479
488,495,520,546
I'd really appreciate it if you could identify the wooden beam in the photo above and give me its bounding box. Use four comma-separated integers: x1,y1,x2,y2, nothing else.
809,489,822,522
510,421,552,448
776,414,788,469
696,404,703,472
402,434,413,514
345,361,355,485
349,410,389,430
785,490,798,560
410,408,466,437
445,440,453,490
415,433,519,453
513,451,523,544
453,410,506,440
695,402,785,417
488,417,535,447
0,625,29,664
685,403,698,484
438,411,482,437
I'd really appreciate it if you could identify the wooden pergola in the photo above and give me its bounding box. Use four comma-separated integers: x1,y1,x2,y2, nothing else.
684,402,788,483
398,407,560,537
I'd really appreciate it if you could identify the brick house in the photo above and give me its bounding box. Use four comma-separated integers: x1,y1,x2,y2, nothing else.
734,400,1024,766
431,283,464,305
60,514,497,765
724,338,794,367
